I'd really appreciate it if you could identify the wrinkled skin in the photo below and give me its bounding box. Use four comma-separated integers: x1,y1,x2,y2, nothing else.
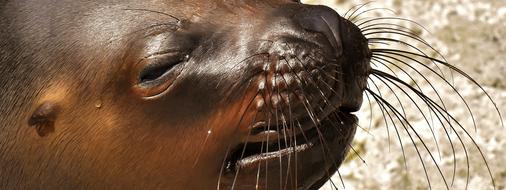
0,0,371,189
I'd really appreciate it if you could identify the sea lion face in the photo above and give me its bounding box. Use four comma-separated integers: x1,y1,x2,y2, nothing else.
0,0,370,189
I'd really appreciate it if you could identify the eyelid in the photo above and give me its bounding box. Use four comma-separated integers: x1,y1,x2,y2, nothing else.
138,52,188,83
144,49,182,59
133,53,186,98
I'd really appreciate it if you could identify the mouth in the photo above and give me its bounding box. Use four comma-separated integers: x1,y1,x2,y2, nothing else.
222,108,358,189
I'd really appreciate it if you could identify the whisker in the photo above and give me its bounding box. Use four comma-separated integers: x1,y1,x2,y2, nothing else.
371,52,452,124
216,89,261,190
345,1,376,20
372,69,498,189
271,71,286,189
255,139,264,190
283,93,297,189
375,49,503,127
356,17,432,35
371,72,456,183
369,62,407,118
373,50,479,132
279,51,348,190
350,7,397,22
369,37,449,80
230,113,259,190
368,89,449,190
371,57,446,160
367,81,407,170
361,22,418,33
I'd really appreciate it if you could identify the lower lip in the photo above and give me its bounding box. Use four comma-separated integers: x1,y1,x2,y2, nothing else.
235,112,358,170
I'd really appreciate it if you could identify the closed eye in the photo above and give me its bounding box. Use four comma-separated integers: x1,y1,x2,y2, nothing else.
133,52,188,98
137,53,187,87
139,60,178,84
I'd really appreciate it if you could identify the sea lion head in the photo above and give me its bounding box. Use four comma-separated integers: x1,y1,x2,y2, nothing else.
0,1,371,189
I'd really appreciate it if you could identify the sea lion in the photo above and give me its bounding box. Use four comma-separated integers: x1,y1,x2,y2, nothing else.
0,0,501,190
0,1,368,189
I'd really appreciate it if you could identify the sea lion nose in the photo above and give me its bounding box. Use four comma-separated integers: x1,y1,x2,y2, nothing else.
295,5,343,57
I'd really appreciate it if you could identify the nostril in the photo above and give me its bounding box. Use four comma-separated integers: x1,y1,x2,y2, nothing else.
295,5,343,56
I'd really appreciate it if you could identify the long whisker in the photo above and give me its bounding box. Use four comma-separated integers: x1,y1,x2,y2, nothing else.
370,57,445,160
345,1,376,20
278,57,342,190
374,49,503,127
357,17,432,34
230,113,259,190
367,79,408,171
368,37,450,80
216,89,261,190
286,50,361,190
303,56,371,171
350,7,397,22
372,50,479,132
368,89,449,190
282,90,297,189
272,69,284,189
371,71,459,183
372,69,498,189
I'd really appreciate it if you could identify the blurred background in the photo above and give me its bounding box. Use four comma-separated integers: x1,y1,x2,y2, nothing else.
301,0,506,189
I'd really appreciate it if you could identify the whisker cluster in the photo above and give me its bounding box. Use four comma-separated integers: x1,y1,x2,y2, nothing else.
346,2,502,190
214,2,503,190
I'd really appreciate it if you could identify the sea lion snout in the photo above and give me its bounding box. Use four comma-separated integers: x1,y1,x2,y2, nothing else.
293,4,371,112
222,4,369,188
248,4,370,118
